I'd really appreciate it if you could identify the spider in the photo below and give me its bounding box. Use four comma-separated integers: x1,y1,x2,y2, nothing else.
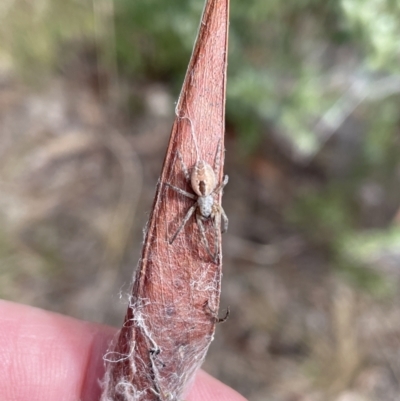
165,146,228,262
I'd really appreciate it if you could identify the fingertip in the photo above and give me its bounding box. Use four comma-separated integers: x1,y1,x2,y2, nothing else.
0,300,115,401
188,370,247,401
0,301,246,401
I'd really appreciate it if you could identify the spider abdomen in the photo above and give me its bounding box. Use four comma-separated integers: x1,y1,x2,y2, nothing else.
198,195,214,218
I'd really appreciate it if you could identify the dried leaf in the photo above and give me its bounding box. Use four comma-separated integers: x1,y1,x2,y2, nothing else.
101,1,229,400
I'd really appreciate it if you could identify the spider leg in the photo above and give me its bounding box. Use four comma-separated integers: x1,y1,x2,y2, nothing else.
165,183,196,200
213,174,229,195
213,208,221,259
196,213,217,262
213,139,222,172
176,151,190,182
220,206,228,233
211,175,229,234
169,204,197,244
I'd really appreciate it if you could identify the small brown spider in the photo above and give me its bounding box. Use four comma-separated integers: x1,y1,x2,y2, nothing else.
165,147,228,262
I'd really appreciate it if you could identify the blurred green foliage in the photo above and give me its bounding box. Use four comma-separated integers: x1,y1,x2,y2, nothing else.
1,0,400,292
2,0,400,146
342,0,400,70
0,0,95,80
113,0,203,82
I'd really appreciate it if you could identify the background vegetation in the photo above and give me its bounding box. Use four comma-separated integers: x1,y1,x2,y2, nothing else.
1,0,400,400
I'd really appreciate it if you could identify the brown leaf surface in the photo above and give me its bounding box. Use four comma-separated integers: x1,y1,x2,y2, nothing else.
101,0,230,400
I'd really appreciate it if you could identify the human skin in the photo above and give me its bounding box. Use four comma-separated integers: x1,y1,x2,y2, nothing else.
0,300,247,401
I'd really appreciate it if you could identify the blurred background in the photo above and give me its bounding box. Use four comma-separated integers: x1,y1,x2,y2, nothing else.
1,0,400,400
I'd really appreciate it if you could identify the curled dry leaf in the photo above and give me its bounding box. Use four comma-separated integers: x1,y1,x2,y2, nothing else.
101,0,230,400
